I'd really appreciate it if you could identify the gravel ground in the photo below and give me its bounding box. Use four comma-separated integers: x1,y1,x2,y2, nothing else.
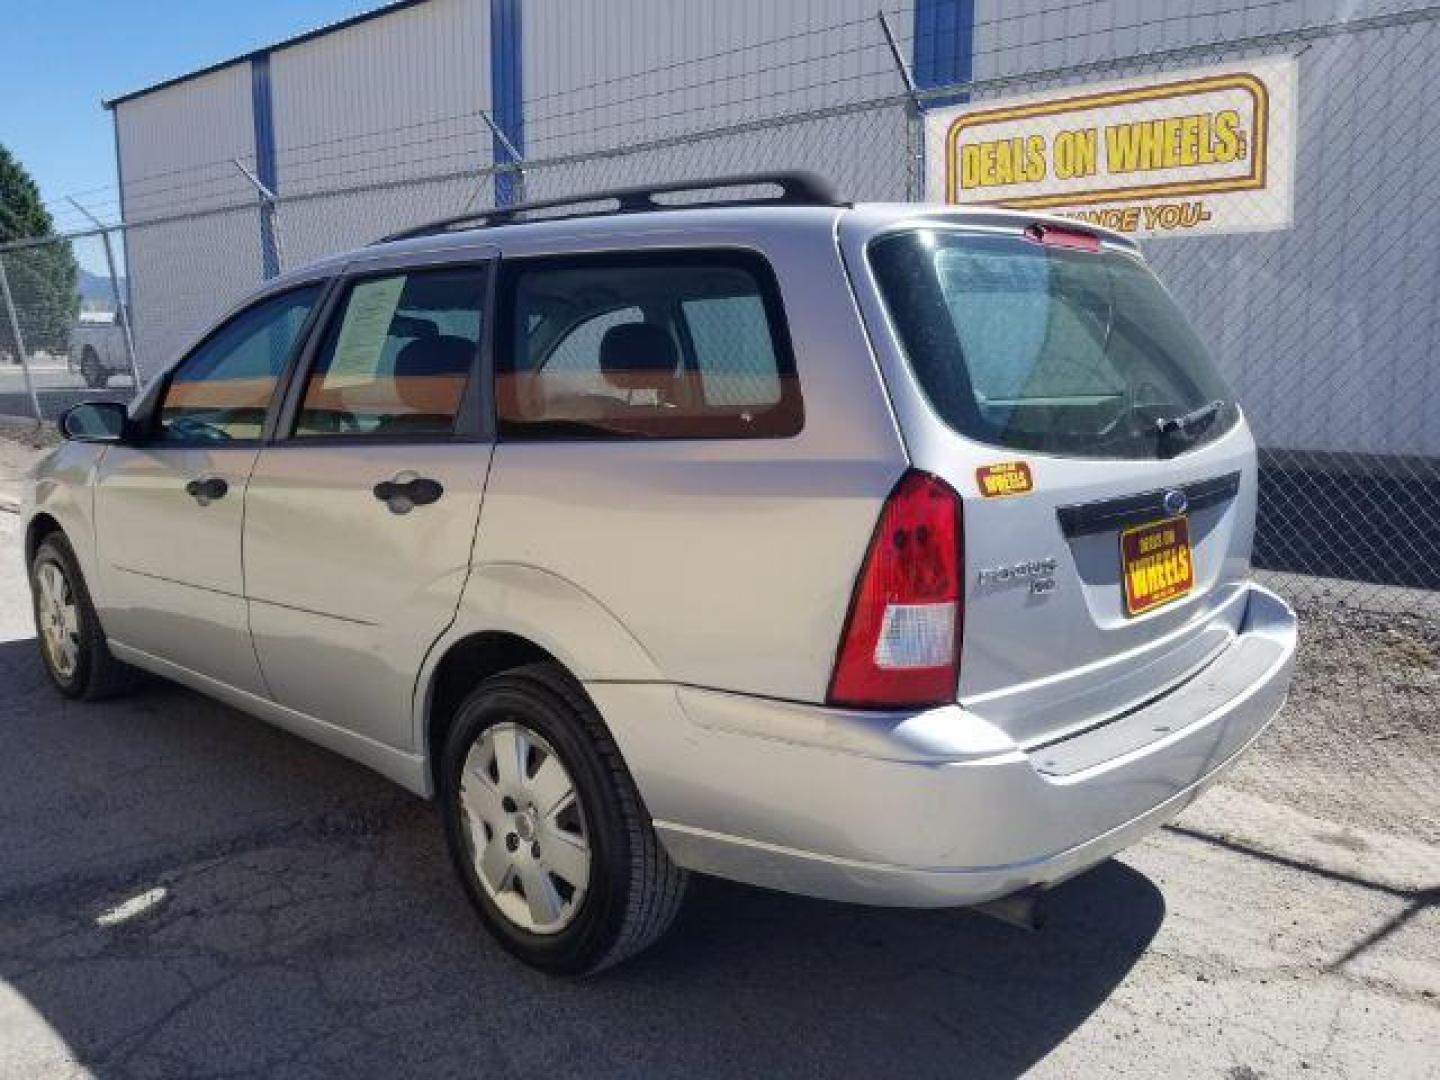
0,440,1435,1079
1226,602,1440,844
0,415,61,448
0,419,57,508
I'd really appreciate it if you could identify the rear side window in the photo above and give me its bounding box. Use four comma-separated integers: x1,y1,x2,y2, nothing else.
497,251,802,439
869,230,1238,459
294,267,482,438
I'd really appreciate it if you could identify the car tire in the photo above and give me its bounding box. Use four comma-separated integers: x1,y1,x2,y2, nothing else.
440,662,688,975
80,348,108,389
30,533,142,700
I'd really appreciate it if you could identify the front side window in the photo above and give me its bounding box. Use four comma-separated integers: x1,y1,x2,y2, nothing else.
497,252,802,439
157,285,321,442
294,267,483,438
869,230,1238,459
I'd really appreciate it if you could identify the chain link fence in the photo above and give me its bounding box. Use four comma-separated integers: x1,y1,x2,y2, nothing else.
2,4,1438,629
0,230,135,420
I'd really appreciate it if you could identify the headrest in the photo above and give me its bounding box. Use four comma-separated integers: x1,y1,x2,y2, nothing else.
391,335,474,411
390,315,439,339
394,334,474,377
599,322,679,391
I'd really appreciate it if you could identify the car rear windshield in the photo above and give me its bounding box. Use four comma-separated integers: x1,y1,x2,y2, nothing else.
868,229,1238,460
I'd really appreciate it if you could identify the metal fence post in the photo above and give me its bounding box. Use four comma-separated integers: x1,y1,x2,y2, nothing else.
481,108,527,206
66,200,142,391
877,10,926,202
0,253,43,425
100,228,141,389
232,158,285,278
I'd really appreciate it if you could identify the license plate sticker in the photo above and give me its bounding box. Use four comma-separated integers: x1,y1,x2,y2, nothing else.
1120,516,1193,616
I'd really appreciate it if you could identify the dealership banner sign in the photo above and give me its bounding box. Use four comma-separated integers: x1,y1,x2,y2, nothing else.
925,58,1297,237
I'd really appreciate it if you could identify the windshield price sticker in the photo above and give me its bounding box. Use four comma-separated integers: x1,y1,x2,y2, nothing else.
925,58,1296,238
976,461,1034,498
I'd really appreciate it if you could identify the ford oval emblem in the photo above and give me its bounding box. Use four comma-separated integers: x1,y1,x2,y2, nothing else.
1163,488,1189,516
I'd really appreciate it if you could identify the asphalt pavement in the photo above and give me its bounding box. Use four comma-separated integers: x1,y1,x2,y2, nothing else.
0,508,1435,1079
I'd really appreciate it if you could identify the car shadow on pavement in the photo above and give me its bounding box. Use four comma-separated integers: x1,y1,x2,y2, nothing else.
0,636,1165,1079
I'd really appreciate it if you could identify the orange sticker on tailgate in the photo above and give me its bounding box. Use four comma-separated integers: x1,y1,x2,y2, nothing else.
976,461,1034,498
1120,516,1194,616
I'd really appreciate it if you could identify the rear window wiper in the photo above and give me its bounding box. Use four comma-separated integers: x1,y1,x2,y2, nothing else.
1156,399,1226,438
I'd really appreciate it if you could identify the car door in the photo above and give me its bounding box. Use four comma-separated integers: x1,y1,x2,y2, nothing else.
241,253,494,750
94,283,326,693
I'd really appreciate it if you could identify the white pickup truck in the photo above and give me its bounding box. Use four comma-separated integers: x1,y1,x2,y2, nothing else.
67,309,132,388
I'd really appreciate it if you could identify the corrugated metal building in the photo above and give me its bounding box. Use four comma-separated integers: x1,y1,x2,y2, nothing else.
104,0,1440,474
106,0,919,376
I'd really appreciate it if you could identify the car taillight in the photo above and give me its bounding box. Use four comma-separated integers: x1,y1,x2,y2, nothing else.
828,470,963,709
1025,221,1101,251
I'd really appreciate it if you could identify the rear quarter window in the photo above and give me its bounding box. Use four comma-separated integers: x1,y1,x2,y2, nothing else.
496,250,802,440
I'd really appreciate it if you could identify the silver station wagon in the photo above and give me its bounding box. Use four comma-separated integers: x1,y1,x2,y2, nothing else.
23,174,1297,974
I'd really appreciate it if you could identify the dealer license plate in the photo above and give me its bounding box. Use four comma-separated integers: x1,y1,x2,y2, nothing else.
1120,516,1193,616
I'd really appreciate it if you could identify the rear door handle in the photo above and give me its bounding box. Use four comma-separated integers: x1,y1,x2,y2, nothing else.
373,474,444,515
184,476,228,505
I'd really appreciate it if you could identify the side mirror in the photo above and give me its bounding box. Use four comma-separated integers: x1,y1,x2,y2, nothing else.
59,401,130,443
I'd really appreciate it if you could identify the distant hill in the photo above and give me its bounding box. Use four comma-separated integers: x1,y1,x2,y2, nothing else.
77,268,126,304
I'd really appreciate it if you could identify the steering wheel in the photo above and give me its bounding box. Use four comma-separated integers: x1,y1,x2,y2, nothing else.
166,415,233,442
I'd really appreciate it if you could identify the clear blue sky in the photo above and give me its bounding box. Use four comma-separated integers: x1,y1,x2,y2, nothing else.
0,0,380,232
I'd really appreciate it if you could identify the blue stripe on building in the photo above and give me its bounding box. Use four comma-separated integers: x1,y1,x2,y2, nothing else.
912,0,976,106
490,0,524,207
250,52,280,278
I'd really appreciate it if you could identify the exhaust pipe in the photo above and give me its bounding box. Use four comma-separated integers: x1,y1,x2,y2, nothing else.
971,888,1046,931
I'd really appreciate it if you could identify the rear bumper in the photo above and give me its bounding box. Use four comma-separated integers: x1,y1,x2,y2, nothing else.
591,582,1297,907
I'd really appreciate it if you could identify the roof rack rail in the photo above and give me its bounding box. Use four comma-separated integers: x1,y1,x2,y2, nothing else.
375,171,841,244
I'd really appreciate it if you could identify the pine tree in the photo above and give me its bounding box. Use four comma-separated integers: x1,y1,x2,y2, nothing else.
0,143,79,359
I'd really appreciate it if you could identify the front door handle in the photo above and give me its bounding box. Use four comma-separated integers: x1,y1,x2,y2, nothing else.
184,476,229,505
373,474,444,515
